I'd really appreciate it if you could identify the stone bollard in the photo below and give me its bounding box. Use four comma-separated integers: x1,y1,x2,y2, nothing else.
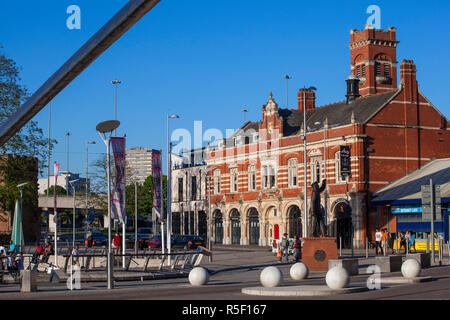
21,270,37,293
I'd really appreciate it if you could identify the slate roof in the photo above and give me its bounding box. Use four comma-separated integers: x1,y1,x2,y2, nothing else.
371,158,450,205
280,90,399,136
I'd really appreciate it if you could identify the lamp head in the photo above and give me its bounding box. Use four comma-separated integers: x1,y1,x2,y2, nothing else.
17,182,29,189
96,120,120,135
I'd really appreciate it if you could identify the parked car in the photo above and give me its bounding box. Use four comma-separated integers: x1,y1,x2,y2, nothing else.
172,235,204,250
148,235,174,249
87,231,107,247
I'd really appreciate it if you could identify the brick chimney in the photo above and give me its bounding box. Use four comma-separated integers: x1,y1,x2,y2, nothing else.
400,59,418,102
298,88,316,112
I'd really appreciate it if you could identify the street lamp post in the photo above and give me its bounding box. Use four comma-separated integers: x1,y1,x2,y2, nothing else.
130,173,140,254
111,79,121,136
96,120,120,290
303,86,317,238
86,141,95,233
167,114,179,266
68,178,79,292
283,75,292,108
66,132,71,196
17,182,29,253
204,167,216,262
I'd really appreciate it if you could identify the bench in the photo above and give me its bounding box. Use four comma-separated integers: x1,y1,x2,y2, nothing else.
328,259,359,276
375,255,402,273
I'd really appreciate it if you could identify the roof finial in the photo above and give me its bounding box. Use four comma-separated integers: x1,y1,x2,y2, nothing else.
351,111,356,124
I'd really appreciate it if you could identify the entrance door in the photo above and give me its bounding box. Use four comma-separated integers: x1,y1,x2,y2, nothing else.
288,206,302,238
335,202,352,249
248,208,259,245
231,209,241,245
214,211,223,244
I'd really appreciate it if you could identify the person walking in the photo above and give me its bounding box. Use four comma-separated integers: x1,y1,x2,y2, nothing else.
375,228,383,256
278,233,290,263
293,236,302,262
405,231,411,254
399,232,407,254
409,231,416,253
72,245,80,267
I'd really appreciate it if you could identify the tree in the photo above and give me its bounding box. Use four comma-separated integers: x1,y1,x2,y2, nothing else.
43,185,67,196
0,48,57,170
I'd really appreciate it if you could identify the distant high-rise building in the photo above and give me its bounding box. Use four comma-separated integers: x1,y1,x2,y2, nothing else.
126,147,160,184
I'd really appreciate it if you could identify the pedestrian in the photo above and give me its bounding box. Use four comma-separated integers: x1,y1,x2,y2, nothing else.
16,253,24,272
405,231,411,253
399,232,407,254
42,242,54,263
8,240,15,254
293,236,302,262
72,245,80,267
388,233,395,255
278,233,290,263
0,245,6,270
375,228,383,255
409,231,416,253
381,229,388,255
113,233,121,255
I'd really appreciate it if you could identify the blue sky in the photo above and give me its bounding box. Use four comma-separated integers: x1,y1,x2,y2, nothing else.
1,0,450,176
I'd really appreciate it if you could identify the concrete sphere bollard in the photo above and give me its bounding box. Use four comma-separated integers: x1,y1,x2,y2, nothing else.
290,263,309,280
401,259,422,278
326,266,350,289
260,266,283,288
189,267,210,286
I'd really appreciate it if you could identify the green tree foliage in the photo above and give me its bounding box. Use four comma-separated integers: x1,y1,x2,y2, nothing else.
43,185,67,196
0,49,57,169
125,175,167,221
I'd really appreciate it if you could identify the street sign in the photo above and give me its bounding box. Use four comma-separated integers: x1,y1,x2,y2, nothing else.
422,184,442,221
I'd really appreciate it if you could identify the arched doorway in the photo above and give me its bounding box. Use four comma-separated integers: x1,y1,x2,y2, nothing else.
248,208,259,245
287,205,302,238
334,201,352,249
213,210,223,244
230,209,241,245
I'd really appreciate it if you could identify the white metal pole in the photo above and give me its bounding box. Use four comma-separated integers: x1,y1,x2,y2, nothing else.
323,122,327,229
167,121,173,265
431,178,435,263
135,181,137,254
106,137,113,289
303,90,308,237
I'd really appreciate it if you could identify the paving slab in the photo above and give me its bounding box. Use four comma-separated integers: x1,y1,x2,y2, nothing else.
241,285,368,297
368,276,432,285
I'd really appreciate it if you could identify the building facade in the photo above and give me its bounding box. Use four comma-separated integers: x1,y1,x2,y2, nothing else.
171,148,209,238
202,25,450,248
126,147,160,184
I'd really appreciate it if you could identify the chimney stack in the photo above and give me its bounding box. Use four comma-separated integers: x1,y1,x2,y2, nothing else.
346,74,361,104
298,88,316,112
400,59,418,102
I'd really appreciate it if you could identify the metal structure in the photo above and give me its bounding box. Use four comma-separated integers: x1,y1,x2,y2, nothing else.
0,0,161,146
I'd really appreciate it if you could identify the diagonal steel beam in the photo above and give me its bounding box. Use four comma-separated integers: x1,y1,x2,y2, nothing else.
0,0,161,146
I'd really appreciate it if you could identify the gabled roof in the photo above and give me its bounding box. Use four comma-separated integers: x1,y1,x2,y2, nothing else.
280,90,399,136
371,158,450,205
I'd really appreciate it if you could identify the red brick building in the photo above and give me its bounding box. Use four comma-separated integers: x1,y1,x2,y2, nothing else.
205,25,450,248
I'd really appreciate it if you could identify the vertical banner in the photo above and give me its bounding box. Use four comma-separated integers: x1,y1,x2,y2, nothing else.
340,145,351,178
111,137,126,223
152,150,162,222
53,162,60,215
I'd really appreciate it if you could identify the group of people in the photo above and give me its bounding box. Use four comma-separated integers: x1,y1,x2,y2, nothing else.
374,229,416,255
0,241,24,277
277,233,302,263
31,241,54,264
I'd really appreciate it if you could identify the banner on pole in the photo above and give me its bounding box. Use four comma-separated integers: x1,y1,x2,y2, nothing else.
111,137,126,223
152,150,162,222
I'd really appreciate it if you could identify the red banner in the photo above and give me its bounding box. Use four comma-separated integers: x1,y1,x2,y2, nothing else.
111,137,126,222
